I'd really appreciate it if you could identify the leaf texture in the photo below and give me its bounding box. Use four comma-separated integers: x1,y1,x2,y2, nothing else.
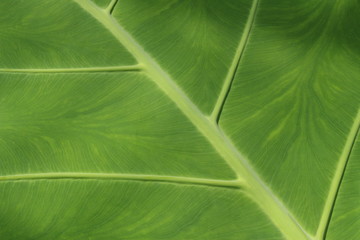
0,0,359,239
327,129,360,239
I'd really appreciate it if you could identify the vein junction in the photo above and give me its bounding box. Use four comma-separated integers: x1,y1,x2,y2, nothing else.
106,0,118,14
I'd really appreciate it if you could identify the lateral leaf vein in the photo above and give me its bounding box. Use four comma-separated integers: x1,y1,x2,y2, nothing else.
0,173,242,188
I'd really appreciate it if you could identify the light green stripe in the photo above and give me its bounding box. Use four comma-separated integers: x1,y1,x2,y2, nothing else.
0,173,242,188
211,0,259,123
0,65,142,73
315,109,360,240
105,0,118,14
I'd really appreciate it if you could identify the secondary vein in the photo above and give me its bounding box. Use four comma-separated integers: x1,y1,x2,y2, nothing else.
73,1,311,239
315,109,360,240
0,65,142,73
106,0,118,15
211,0,259,123
0,172,242,188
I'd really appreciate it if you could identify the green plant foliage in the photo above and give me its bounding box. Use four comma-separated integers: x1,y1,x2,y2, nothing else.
0,0,359,239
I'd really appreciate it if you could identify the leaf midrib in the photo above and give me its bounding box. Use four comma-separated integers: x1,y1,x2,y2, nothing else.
72,1,311,239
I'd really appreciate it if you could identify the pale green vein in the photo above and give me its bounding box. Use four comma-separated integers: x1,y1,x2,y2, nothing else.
73,1,311,239
211,0,259,123
0,173,242,188
0,65,142,73
315,109,360,240
106,0,118,15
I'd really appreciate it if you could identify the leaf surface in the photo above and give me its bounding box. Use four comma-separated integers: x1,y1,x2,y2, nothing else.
219,0,360,236
327,135,360,240
0,0,359,239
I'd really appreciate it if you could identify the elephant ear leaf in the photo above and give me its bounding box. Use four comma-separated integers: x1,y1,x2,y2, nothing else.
0,0,359,240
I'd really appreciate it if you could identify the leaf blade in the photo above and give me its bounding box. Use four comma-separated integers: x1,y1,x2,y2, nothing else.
0,180,283,240
219,0,360,234
326,137,360,239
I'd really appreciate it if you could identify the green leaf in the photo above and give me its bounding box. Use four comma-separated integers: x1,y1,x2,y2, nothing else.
327,137,360,240
0,0,359,239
